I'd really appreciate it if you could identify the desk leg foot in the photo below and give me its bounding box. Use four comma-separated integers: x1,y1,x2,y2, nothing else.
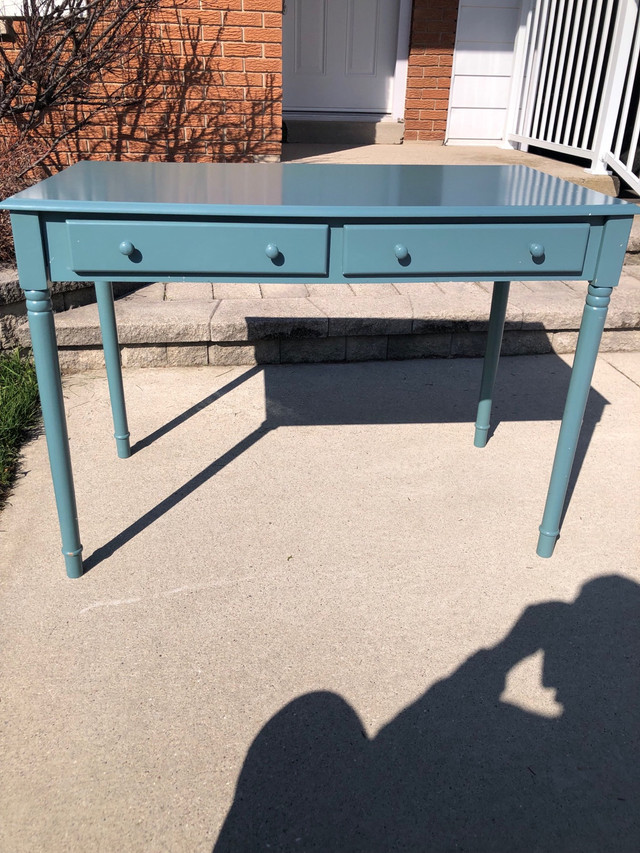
474,280,510,448
536,528,558,558
473,425,489,448
63,547,84,578
537,284,612,557
114,436,131,458
95,281,131,458
25,288,84,577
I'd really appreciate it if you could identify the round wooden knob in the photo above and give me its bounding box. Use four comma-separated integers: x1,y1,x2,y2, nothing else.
394,243,409,260
265,243,280,259
529,242,545,260
119,240,135,256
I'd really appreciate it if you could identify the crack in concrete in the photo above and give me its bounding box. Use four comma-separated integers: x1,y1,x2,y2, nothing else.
603,356,640,389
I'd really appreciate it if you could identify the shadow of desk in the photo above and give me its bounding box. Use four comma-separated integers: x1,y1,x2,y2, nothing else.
83,354,607,573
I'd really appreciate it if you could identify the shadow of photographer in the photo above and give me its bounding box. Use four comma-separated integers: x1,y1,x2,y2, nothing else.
214,574,640,852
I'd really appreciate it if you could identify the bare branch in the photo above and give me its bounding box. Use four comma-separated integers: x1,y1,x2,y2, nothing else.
0,0,161,140
0,0,280,187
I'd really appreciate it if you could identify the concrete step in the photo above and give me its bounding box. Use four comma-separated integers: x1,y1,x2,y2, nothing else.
628,214,640,253
13,270,640,372
283,118,405,145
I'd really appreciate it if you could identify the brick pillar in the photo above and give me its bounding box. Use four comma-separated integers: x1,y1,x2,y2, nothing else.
403,0,458,142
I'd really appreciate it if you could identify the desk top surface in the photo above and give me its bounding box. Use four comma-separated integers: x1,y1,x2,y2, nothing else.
1,162,634,218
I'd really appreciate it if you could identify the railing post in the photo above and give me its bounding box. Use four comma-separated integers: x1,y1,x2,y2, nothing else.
587,0,638,174
501,0,535,148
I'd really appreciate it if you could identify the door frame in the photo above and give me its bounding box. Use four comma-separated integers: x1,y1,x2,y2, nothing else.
391,0,413,121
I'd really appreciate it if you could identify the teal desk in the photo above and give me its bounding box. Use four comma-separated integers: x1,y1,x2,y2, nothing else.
1,162,634,577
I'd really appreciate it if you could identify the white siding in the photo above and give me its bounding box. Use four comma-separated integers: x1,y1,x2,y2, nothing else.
447,0,522,143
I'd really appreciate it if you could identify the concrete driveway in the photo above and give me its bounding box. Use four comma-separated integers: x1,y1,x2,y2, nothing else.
1,351,639,851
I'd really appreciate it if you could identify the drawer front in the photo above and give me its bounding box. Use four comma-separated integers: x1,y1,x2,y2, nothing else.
67,221,329,275
342,223,590,276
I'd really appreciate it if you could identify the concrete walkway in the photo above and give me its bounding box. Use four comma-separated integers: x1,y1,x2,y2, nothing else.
2,351,640,851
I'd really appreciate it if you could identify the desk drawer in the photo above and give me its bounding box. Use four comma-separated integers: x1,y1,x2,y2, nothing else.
66,221,329,275
342,223,590,276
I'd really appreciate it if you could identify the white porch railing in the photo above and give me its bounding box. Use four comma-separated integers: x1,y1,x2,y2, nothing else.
506,0,640,195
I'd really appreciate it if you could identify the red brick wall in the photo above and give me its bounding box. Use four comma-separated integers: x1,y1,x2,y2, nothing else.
404,0,458,142
3,0,459,167
2,0,283,170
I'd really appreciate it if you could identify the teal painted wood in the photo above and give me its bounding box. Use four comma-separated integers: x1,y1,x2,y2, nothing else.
68,221,330,276
25,287,83,578
9,212,49,289
536,284,613,557
42,210,605,286
94,281,131,458
474,281,511,449
0,162,633,219
1,165,635,576
11,212,83,577
536,206,633,556
342,223,590,277
591,217,637,287
44,215,605,285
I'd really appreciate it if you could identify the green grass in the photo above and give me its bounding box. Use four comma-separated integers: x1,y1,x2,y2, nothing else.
0,349,41,507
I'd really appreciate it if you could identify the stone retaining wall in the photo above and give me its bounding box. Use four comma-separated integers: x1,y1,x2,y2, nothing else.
5,274,639,371
0,270,139,350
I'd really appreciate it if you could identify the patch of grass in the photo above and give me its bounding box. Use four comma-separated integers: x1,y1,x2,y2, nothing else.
0,349,41,507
